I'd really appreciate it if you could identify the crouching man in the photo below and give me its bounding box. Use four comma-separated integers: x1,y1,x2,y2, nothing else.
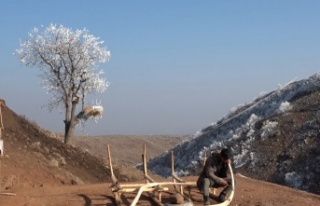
197,148,233,205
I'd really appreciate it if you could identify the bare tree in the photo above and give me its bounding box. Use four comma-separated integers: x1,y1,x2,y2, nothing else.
16,24,111,144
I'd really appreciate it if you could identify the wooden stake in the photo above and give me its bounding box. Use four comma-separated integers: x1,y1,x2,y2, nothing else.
0,101,4,192
0,105,3,139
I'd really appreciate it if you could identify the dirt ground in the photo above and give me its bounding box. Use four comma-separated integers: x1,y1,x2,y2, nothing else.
0,104,319,206
0,175,319,206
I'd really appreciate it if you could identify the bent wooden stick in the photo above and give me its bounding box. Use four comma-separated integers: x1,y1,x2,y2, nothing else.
107,144,118,185
208,163,235,206
142,144,156,183
171,151,197,202
142,143,169,205
107,144,145,189
171,151,185,183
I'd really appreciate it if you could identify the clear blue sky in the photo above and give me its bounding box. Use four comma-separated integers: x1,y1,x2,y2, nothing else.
1,0,320,135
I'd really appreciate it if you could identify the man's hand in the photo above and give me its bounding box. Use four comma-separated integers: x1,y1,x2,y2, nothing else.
223,158,231,164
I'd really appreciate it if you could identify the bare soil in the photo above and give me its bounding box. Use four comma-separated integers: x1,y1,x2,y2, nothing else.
1,175,319,206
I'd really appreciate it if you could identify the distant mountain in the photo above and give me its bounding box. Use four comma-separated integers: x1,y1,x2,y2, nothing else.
148,72,320,195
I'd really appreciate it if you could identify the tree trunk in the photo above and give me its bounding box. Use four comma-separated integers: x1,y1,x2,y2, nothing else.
64,106,76,144
64,120,76,144
64,96,78,144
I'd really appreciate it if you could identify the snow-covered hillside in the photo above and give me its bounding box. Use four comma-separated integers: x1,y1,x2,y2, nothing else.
148,72,320,195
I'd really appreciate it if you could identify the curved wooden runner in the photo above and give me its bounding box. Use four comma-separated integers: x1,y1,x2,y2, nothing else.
208,163,235,206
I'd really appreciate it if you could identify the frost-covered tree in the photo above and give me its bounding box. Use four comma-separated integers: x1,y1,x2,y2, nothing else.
16,24,111,144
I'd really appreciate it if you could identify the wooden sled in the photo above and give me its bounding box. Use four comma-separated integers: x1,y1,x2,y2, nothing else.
108,144,170,206
107,144,235,206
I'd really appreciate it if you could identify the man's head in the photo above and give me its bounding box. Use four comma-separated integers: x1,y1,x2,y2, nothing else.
220,148,231,163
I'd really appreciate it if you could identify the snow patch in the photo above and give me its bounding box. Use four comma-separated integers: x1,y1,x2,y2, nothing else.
261,120,278,140
285,172,303,188
278,101,292,113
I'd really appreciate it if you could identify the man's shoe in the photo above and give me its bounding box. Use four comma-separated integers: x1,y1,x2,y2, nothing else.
218,193,226,203
203,196,210,205
204,200,210,205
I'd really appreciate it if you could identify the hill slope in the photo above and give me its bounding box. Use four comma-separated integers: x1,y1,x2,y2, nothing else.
148,72,320,195
0,105,112,190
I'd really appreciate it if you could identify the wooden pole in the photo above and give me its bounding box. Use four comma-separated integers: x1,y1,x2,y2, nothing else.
0,105,3,139
0,103,3,191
